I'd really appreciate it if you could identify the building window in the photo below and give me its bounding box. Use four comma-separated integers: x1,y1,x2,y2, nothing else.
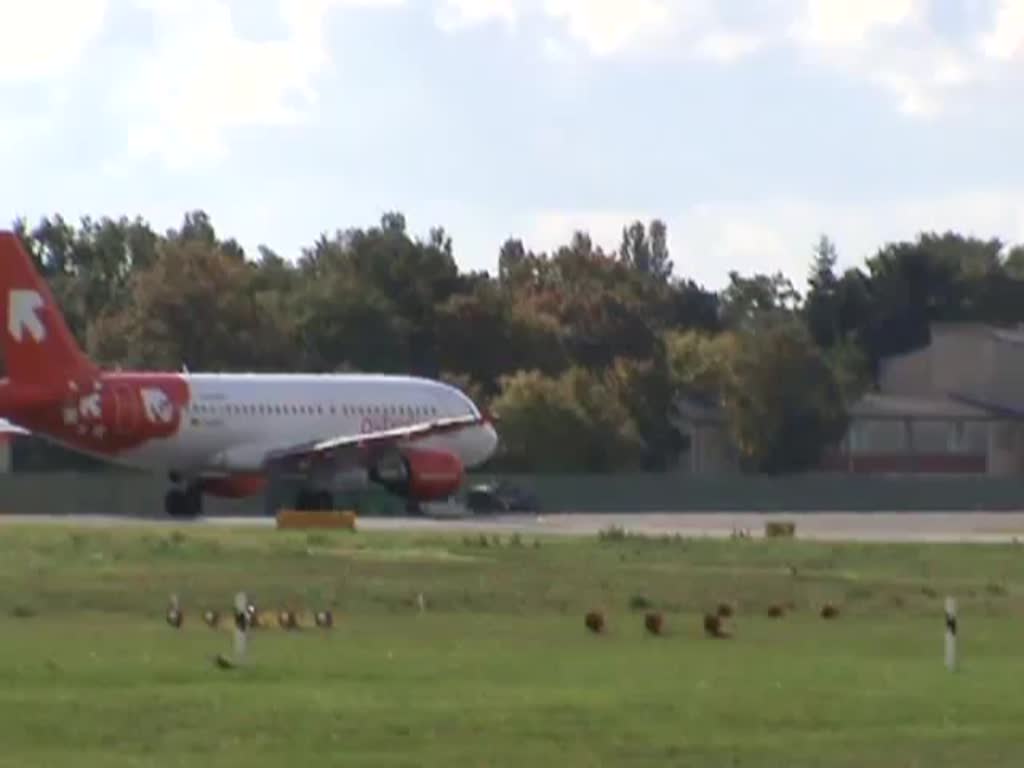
948,421,967,453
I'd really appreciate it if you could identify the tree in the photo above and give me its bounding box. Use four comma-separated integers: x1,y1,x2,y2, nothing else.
435,282,567,397
667,279,721,332
724,319,848,473
92,237,291,371
665,329,739,401
491,368,645,472
619,219,672,281
607,352,684,471
804,235,841,347
720,271,801,329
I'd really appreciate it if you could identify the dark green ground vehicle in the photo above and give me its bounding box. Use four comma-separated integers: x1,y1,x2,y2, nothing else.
464,481,539,514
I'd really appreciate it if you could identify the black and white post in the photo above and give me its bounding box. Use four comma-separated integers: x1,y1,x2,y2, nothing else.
945,596,958,672
233,591,249,663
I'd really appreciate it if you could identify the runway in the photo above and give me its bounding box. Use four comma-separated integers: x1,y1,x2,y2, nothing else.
3,511,1024,543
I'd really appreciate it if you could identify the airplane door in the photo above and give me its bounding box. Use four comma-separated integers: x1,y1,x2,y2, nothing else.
113,384,143,436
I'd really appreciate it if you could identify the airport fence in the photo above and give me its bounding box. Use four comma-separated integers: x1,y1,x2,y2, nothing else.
2,471,1024,517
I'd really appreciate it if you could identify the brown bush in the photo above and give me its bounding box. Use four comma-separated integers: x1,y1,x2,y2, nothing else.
644,612,664,635
703,612,729,638
585,610,605,634
767,604,784,618
820,602,839,620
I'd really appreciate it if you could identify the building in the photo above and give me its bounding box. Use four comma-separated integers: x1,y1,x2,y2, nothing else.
673,323,1024,476
670,395,738,475
820,393,993,474
828,323,1024,475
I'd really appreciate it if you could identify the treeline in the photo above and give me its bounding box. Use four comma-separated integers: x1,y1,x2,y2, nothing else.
11,211,1024,474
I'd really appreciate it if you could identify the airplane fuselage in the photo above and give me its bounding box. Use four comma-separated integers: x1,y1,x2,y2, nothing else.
0,229,498,516
8,371,498,477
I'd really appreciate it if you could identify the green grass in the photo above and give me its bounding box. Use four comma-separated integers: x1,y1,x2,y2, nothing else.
0,522,1022,766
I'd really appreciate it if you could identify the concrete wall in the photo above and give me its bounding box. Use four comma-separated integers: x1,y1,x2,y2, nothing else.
471,473,1024,512
2,471,1024,516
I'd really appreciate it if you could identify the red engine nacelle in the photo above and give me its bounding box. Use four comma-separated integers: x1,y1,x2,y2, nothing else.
200,473,268,499
370,448,464,501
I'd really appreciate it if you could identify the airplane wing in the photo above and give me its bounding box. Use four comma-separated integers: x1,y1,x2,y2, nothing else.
261,413,484,471
0,418,30,436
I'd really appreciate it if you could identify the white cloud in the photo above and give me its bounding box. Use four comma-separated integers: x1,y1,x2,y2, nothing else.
11,0,1024,174
0,0,108,82
528,191,1024,290
790,0,922,49
113,0,403,170
542,0,674,56
982,0,1024,60
694,32,765,62
786,0,986,120
435,0,520,32
431,0,1019,120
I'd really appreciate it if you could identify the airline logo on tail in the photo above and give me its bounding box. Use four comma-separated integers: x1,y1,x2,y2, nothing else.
8,289,45,343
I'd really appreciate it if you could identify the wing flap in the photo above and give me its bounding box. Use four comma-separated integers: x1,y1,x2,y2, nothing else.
0,418,29,436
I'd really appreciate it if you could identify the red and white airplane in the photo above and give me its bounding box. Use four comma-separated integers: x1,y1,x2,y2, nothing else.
0,231,499,518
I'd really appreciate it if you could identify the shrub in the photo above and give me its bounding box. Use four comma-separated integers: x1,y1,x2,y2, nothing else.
585,610,605,634
598,525,627,542
986,582,1007,597
644,612,664,635
629,594,652,611
703,613,728,638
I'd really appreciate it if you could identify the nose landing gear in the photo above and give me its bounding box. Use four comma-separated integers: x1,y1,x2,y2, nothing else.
165,482,203,518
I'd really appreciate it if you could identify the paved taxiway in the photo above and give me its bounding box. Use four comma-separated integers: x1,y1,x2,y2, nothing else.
3,512,1024,543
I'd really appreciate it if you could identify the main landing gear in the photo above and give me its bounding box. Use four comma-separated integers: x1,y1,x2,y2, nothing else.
165,475,203,519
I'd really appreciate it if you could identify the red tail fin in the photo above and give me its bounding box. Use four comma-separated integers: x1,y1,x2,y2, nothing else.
0,231,98,390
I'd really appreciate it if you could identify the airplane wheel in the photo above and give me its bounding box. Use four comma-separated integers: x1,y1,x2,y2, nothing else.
165,487,203,518
165,489,185,518
184,486,203,518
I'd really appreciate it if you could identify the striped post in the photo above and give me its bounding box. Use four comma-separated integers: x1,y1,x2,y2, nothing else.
945,597,958,672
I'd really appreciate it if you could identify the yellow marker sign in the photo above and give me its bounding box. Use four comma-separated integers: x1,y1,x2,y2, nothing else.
276,509,357,530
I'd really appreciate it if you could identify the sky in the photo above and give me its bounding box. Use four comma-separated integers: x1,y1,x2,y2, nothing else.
2,0,1024,291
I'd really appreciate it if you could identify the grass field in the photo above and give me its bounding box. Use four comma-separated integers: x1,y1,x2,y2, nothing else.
0,522,1022,767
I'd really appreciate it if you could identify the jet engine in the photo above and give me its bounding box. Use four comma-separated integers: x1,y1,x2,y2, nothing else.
369,448,464,501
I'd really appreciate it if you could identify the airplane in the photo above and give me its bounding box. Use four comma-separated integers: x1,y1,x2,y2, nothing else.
0,230,499,518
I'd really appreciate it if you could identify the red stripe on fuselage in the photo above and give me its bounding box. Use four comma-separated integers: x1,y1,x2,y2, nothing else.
2,371,190,456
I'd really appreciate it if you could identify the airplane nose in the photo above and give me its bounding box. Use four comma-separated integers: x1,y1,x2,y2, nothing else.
466,422,499,467
483,422,499,459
